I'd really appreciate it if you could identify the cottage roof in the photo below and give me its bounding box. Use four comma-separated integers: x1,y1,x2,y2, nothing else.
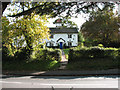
49,28,78,33
53,18,62,24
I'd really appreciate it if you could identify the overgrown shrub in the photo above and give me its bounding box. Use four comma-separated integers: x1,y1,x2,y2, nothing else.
2,46,14,61
3,58,60,71
14,47,30,61
117,48,120,59
68,46,119,63
98,44,104,48
33,48,62,61
3,48,61,71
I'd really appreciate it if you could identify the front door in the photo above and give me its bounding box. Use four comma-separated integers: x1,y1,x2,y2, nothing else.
60,42,63,49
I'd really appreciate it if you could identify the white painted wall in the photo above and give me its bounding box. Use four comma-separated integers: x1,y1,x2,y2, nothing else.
45,33,78,47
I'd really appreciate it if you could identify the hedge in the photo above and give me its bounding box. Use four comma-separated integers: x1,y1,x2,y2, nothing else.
34,48,62,61
68,47,119,63
2,47,62,62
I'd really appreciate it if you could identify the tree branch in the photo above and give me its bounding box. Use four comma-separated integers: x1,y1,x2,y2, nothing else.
2,2,10,14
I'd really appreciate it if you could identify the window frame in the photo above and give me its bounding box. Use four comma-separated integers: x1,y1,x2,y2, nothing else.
68,34,72,38
50,42,54,46
68,42,72,46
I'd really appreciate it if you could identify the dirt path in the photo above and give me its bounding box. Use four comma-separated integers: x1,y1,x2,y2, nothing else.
58,50,68,70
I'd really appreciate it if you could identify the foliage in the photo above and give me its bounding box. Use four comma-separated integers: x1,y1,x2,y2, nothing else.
63,49,69,55
67,58,119,70
78,31,85,42
2,13,50,58
67,46,119,70
14,47,30,61
68,47,119,63
3,48,62,71
2,46,14,61
78,31,85,47
2,2,115,18
81,7,119,45
3,59,60,71
63,49,69,59
32,48,62,61
98,44,104,48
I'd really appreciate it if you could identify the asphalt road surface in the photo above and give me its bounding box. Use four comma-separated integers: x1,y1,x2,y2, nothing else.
1,75,119,89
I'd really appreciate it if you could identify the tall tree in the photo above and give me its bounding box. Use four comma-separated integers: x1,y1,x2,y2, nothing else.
2,13,50,56
81,7,119,45
2,2,51,56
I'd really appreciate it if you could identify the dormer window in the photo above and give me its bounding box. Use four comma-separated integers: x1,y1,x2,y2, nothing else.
53,18,62,27
68,34,72,38
56,23,62,27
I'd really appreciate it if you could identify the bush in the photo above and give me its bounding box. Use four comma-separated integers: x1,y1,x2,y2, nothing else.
3,59,60,71
68,47,119,63
33,48,62,61
2,46,14,61
117,48,120,59
98,44,104,48
2,46,32,61
14,47,30,61
67,58,119,70
3,48,62,71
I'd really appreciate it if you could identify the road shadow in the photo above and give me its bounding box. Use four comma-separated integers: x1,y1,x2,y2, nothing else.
30,75,119,80
1,75,27,79
1,74,119,79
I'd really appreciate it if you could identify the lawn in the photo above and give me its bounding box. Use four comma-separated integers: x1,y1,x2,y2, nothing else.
3,60,60,71
66,58,119,70
63,48,69,59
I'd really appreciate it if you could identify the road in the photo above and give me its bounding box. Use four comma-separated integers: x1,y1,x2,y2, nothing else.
1,75,119,89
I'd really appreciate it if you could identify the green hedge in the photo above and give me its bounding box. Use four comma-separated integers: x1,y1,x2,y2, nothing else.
3,60,60,71
2,46,62,62
34,48,62,61
3,48,62,71
68,47,119,63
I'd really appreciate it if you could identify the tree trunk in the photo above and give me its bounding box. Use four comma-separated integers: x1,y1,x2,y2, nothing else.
22,3,33,57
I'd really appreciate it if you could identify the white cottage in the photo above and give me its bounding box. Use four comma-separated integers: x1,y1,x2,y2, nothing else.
46,27,78,49
45,18,79,49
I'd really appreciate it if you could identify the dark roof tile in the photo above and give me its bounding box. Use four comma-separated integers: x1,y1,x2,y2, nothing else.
49,28,78,33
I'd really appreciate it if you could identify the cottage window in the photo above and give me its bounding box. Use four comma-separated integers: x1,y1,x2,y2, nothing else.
50,35,54,38
50,42,54,46
68,42,72,46
68,34,72,38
